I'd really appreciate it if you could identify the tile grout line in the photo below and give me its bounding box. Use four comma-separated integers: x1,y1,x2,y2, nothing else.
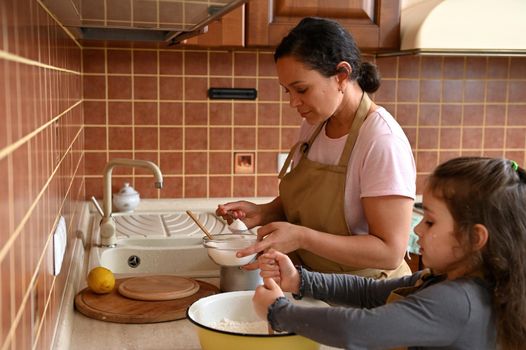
0,50,81,75
104,47,109,170
182,50,186,197
254,50,260,197
1,126,84,350
35,160,85,349
157,49,161,199
207,53,214,196
0,120,83,263
36,0,82,50
0,100,83,161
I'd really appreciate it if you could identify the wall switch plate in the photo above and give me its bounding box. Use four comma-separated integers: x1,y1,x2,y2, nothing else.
277,152,290,173
53,216,67,276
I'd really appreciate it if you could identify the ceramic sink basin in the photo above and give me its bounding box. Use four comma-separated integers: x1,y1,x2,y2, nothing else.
95,242,218,277
89,211,249,277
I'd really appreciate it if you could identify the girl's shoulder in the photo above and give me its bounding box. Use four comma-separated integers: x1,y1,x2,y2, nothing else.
418,276,492,307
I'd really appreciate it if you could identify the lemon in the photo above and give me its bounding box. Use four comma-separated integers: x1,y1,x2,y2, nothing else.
87,267,115,294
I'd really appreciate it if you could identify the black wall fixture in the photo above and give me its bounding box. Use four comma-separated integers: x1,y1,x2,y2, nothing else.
208,88,257,100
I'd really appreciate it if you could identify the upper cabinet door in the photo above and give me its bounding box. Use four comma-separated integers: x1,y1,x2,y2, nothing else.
246,0,400,52
182,5,245,47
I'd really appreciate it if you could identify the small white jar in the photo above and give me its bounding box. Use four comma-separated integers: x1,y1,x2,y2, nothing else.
113,182,140,212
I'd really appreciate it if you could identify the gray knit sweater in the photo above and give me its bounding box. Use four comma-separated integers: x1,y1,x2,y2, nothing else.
268,269,496,349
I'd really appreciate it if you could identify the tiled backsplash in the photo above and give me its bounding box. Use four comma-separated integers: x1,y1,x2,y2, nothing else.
84,49,526,198
375,55,526,190
1,0,83,348
83,48,291,199
1,0,526,348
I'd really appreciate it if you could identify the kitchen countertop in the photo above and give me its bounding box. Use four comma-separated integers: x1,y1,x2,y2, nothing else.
54,199,342,350
68,277,340,350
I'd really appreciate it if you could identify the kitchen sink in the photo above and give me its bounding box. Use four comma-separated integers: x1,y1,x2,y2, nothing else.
88,211,252,277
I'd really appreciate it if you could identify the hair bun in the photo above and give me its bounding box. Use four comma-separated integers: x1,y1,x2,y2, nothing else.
358,62,381,93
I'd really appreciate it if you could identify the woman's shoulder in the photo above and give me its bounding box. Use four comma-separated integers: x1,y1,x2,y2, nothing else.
363,107,403,135
358,107,412,150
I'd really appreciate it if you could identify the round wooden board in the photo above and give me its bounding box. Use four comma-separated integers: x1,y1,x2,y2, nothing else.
118,275,200,301
75,278,219,324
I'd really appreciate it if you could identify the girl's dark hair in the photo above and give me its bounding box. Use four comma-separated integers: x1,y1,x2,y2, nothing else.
427,157,526,349
274,17,380,93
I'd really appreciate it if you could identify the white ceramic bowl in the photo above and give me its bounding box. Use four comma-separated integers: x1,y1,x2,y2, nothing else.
203,234,257,266
187,291,326,350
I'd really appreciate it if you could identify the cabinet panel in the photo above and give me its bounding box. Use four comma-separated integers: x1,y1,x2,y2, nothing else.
275,0,374,20
182,5,245,47
246,0,400,52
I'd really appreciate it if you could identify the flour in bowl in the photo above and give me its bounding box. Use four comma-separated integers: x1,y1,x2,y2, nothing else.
209,318,272,334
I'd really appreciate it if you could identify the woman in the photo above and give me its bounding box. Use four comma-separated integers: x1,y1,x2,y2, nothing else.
217,17,416,278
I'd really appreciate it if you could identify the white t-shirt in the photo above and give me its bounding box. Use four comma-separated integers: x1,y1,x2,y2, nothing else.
291,107,416,235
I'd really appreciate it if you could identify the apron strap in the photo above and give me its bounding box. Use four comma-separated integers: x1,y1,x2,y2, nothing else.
337,92,372,167
278,141,300,179
278,92,371,178
278,121,327,179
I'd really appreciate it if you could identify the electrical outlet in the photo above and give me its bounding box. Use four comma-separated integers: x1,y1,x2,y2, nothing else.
277,152,290,173
53,216,67,275
234,152,255,174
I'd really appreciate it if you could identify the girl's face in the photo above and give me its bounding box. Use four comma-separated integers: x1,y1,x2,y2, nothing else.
276,56,342,125
414,187,471,279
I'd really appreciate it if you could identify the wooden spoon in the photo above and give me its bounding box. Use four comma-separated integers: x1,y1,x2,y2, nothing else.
186,210,213,240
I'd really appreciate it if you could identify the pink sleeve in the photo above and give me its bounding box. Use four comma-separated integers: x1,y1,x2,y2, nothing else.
360,134,416,199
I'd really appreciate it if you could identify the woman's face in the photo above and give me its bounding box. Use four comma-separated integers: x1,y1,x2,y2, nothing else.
276,56,342,125
414,187,471,279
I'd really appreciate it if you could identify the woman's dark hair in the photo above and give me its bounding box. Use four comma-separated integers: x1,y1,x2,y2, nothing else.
427,157,526,349
274,17,380,93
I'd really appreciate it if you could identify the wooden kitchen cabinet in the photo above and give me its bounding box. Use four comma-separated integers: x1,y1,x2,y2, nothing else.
182,5,245,47
246,0,401,52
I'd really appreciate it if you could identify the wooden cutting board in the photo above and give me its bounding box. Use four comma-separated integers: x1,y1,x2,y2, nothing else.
75,278,218,324
118,275,200,301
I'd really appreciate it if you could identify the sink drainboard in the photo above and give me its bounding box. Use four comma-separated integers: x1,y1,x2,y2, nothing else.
90,211,252,277
114,211,231,239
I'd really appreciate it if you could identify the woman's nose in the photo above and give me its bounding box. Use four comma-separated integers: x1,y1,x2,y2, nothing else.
289,93,302,107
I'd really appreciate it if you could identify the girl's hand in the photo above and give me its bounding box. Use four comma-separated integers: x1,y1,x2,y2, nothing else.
252,278,285,321
258,249,300,294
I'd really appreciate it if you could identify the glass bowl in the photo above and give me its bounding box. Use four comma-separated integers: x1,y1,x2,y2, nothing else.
203,234,257,266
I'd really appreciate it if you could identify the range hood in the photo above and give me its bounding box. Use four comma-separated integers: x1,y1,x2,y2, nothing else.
41,0,246,44
394,0,526,56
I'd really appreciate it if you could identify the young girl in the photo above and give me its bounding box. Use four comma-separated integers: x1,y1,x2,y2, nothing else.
253,157,526,349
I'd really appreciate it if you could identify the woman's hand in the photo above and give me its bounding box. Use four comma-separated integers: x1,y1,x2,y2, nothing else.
237,222,307,260
258,249,300,294
217,197,286,229
252,277,285,321
216,201,262,228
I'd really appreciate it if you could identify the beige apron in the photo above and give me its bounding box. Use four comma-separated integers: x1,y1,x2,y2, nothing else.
278,93,411,278
385,269,444,350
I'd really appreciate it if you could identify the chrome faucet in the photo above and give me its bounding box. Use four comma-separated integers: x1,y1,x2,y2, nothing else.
100,158,163,247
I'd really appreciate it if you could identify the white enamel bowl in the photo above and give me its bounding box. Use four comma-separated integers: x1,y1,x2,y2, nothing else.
187,291,326,350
